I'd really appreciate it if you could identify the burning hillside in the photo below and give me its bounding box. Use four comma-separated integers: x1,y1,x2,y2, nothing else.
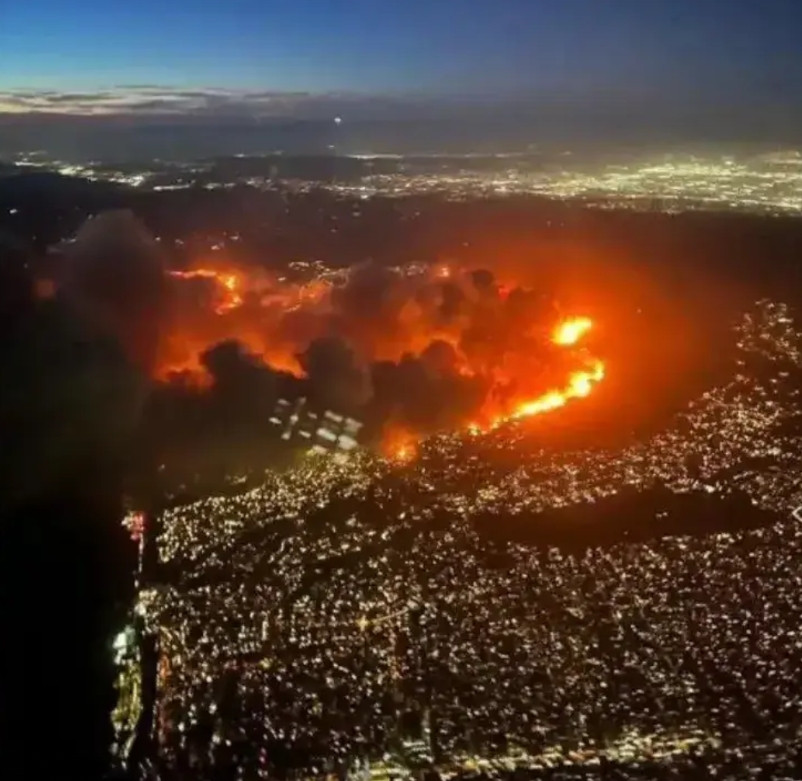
56,211,606,457
160,260,605,447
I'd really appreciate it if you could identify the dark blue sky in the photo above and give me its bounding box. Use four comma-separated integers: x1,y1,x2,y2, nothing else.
1,0,801,108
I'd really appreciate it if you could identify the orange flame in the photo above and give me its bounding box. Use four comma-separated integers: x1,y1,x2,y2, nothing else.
168,268,243,314
506,319,603,423
467,317,605,436
552,316,593,346
382,425,419,463
511,360,604,421
382,316,606,459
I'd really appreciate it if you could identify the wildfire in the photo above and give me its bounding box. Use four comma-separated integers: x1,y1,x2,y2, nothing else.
382,426,419,463
379,317,606,461
168,268,244,314
553,316,592,346
511,360,605,420
160,261,607,460
470,317,605,435
393,444,415,462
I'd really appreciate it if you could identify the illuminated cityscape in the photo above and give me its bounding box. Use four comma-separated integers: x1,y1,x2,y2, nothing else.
5,2,802,780
115,299,802,778
8,149,802,216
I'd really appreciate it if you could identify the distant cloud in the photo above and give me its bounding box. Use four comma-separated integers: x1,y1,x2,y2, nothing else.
0,85,423,120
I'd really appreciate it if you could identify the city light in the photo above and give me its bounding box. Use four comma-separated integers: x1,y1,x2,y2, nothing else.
123,299,802,777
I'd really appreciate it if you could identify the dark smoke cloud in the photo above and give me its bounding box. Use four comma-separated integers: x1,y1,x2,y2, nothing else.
438,281,466,322
328,262,412,353
0,227,147,512
421,339,461,375
201,340,282,429
60,210,167,371
332,262,406,320
471,268,496,293
299,336,372,412
370,353,487,432
49,211,586,463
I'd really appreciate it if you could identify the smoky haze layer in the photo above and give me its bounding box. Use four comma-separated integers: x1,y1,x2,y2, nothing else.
3,93,802,162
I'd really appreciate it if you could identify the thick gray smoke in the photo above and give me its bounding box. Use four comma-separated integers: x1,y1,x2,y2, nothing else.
60,210,167,371
0,218,149,510
53,213,573,457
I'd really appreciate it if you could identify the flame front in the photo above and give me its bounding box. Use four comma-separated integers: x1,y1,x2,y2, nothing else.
479,317,605,432
512,360,605,419
386,317,606,457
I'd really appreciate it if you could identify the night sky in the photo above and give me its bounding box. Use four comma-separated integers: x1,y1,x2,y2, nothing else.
1,0,801,118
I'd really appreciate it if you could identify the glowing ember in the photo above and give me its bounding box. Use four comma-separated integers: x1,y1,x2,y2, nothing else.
553,316,593,346
382,426,419,462
394,444,415,462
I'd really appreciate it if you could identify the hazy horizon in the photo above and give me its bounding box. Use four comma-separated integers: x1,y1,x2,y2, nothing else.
2,100,801,164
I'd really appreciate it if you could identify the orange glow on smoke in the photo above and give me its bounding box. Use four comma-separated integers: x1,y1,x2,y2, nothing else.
157,263,307,380
382,426,419,463
380,319,606,458
34,278,57,300
394,444,414,462
158,260,607,458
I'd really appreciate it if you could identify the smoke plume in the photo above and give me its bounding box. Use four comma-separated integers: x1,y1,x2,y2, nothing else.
56,213,606,456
